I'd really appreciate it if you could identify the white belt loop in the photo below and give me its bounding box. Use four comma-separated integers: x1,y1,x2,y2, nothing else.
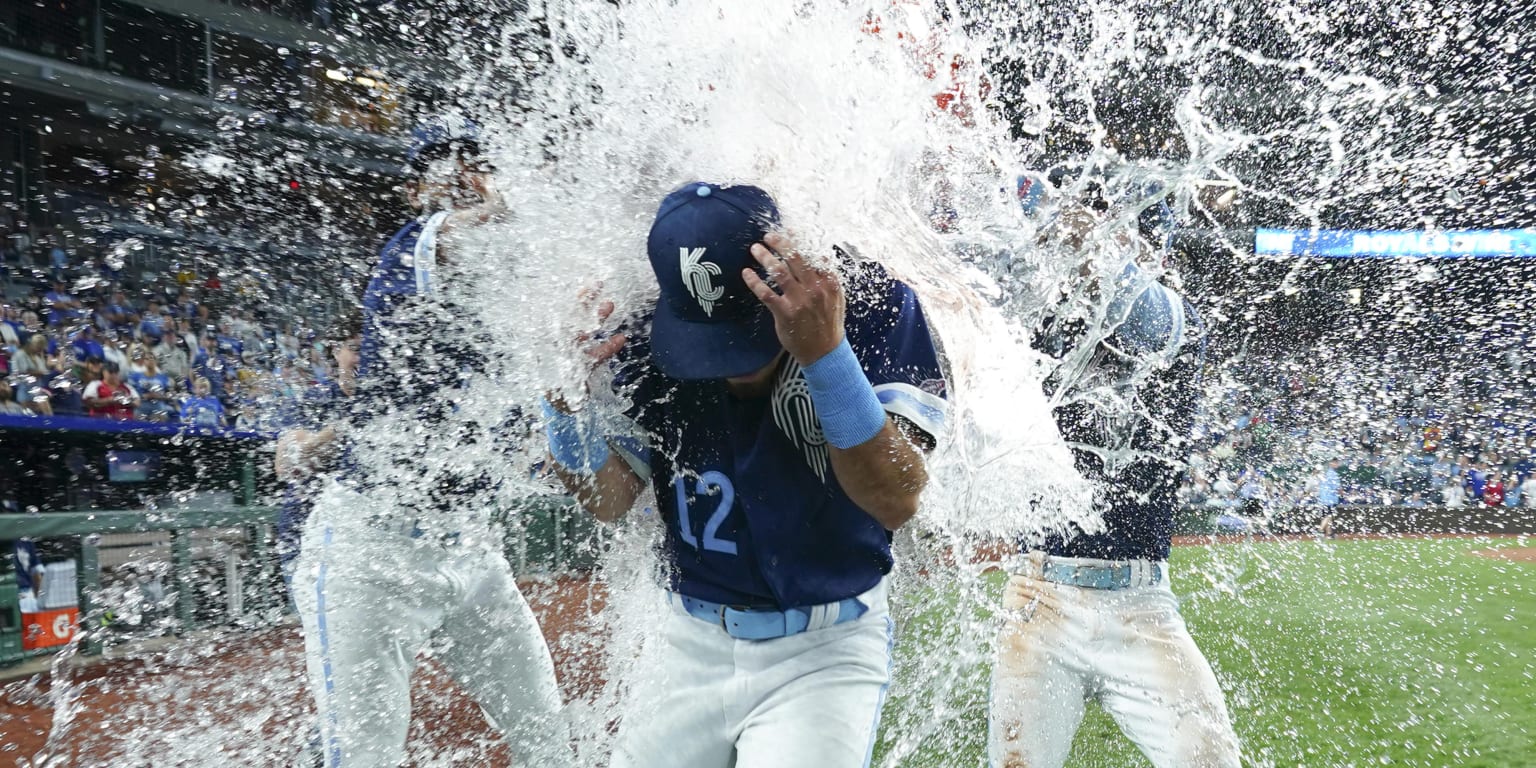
1024,550,1048,580
857,576,890,615
807,602,834,631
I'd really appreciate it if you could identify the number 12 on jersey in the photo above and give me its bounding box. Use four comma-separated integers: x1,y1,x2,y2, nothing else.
674,471,738,555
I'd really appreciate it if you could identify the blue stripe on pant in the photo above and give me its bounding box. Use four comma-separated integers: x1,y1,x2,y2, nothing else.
315,527,341,767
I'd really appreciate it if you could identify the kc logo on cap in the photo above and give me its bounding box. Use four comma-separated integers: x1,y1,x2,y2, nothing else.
646,182,785,380
680,247,723,316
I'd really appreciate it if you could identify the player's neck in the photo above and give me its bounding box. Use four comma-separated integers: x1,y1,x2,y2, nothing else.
724,353,786,400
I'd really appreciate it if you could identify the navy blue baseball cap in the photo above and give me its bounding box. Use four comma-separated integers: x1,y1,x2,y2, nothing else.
405,114,480,165
647,182,782,380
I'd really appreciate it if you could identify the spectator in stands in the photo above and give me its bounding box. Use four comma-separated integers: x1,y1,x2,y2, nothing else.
101,329,131,372
1482,471,1506,507
48,237,68,282
1505,473,1525,508
139,298,165,337
231,308,266,353
1238,466,1267,518
150,331,189,384
129,350,176,422
75,353,104,388
103,290,138,332
1465,458,1489,502
9,223,32,265
174,318,201,357
0,305,19,350
0,378,30,416
82,361,139,420
1441,474,1466,507
43,281,81,327
69,325,104,365
171,287,194,316
16,310,49,350
180,375,226,428
1514,448,1535,487
193,336,228,397
215,322,243,358
11,334,54,378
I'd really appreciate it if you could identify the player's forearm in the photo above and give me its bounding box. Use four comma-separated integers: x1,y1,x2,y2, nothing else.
553,453,645,523
829,419,929,530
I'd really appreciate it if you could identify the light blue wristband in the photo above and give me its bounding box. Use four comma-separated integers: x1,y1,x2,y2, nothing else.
541,399,610,474
801,338,887,449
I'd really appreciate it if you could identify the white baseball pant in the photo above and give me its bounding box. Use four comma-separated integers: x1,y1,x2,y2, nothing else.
610,579,895,768
988,556,1241,768
290,492,571,768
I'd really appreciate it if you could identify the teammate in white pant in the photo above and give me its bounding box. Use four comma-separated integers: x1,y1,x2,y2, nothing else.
989,171,1241,768
546,182,948,767
288,118,569,768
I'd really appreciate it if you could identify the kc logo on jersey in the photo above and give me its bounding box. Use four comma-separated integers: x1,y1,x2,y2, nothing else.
680,247,723,316
772,360,830,481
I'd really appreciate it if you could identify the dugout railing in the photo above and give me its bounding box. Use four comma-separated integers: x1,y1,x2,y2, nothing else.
0,415,603,668
0,495,599,668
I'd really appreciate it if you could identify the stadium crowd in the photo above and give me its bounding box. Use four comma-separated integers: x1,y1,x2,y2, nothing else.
0,227,339,432
1182,347,1536,515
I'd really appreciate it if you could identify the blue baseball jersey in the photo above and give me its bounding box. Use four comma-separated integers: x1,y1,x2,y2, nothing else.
613,261,948,608
1035,270,1204,562
180,395,226,427
275,380,352,571
358,219,427,380
358,215,482,397
348,216,499,520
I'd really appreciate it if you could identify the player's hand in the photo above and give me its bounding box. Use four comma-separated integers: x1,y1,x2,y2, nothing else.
548,286,627,414
742,233,846,367
441,198,505,236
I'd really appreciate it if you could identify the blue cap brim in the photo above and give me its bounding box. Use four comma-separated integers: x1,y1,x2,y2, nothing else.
649,301,782,380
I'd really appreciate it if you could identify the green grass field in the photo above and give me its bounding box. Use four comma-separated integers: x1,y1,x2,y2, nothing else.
874,536,1536,767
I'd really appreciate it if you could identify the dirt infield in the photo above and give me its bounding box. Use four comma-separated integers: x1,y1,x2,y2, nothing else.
1469,546,1536,563
0,575,608,767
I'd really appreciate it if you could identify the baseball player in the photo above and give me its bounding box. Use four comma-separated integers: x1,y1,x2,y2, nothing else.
288,119,571,768
988,172,1241,767
274,313,360,587
544,182,948,767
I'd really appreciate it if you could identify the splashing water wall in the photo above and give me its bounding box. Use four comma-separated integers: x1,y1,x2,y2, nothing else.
452,0,1535,764
6,0,1535,766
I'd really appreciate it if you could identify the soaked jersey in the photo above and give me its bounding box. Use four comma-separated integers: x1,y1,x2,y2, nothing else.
1036,273,1204,562
613,262,948,608
348,216,499,526
275,380,351,568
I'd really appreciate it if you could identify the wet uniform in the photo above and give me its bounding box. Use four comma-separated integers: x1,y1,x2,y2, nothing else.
989,255,1242,768
607,262,949,768
274,379,349,582
290,216,569,768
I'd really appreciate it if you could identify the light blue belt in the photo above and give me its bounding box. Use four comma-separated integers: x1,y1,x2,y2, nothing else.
1041,560,1162,590
675,594,868,641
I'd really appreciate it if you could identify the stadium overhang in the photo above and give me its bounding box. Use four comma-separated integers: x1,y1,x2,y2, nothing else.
114,0,432,82
0,47,407,177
